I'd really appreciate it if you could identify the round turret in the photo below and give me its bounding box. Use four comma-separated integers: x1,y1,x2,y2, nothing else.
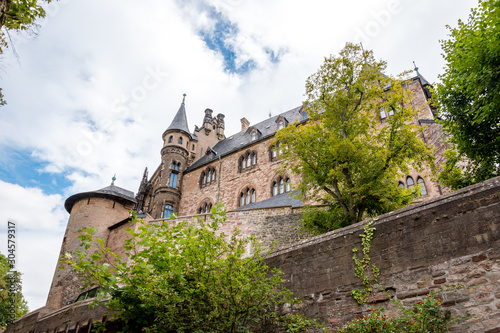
46,183,136,311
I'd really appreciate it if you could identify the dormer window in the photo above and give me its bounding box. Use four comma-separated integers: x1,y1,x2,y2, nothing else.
251,132,256,141
278,120,284,130
302,111,308,120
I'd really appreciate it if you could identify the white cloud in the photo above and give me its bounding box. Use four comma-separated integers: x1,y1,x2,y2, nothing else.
0,181,67,310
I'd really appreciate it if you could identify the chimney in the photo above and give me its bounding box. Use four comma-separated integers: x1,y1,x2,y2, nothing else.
240,117,250,133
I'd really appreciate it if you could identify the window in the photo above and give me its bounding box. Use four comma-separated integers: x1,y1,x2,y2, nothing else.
398,181,405,188
200,167,216,188
380,107,387,119
192,144,195,151
198,202,212,214
388,108,395,116
406,176,414,189
164,204,173,218
239,151,257,172
75,287,99,303
178,137,183,144
271,176,291,196
171,161,180,171
168,136,173,143
302,111,308,120
270,143,281,161
417,177,427,195
251,132,256,141
239,187,256,207
278,120,284,130
169,173,178,187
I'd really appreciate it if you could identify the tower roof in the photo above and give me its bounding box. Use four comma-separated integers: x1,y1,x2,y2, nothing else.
64,184,136,214
166,94,193,138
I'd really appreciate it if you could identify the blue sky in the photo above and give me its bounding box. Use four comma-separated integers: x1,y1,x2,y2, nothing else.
0,0,477,311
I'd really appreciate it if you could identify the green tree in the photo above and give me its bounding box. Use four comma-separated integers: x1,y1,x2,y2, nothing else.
61,204,296,333
0,253,29,328
275,43,434,231
434,0,500,189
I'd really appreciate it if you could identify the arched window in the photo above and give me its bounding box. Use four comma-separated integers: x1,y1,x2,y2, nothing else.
239,151,257,172
192,144,195,151
406,176,414,189
164,205,173,219
239,187,256,207
398,181,405,188
271,176,291,196
198,202,213,214
417,177,428,195
207,170,211,182
178,137,183,144
272,182,278,196
211,169,216,181
168,136,173,143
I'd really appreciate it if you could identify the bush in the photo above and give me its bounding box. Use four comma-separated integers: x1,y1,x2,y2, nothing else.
339,294,450,333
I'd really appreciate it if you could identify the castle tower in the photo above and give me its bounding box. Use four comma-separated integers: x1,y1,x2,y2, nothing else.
151,94,194,219
46,180,136,311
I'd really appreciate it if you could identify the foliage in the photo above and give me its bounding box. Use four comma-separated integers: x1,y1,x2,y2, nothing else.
340,294,451,333
300,205,350,235
276,43,433,230
61,204,294,333
0,253,29,328
0,0,55,105
351,221,379,305
435,0,500,188
1,0,53,52
279,313,325,333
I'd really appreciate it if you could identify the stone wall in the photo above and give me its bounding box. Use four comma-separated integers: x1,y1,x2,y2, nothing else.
266,176,500,332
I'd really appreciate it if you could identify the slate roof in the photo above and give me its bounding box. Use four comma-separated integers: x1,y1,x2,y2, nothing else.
186,105,304,171
235,190,302,210
64,184,136,214
166,102,194,139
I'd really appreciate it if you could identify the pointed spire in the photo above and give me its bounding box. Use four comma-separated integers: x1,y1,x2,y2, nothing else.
166,94,192,137
413,61,430,86
142,167,148,181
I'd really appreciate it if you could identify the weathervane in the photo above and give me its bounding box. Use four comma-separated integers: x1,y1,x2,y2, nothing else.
182,93,186,105
111,174,116,185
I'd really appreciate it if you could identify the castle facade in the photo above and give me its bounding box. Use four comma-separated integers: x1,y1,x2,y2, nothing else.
135,71,447,220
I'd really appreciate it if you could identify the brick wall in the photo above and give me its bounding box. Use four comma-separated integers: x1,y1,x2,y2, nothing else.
266,176,500,332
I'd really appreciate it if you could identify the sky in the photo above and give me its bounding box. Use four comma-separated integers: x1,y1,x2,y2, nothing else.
0,0,477,312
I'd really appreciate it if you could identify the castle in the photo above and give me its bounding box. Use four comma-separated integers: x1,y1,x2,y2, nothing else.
5,69,453,332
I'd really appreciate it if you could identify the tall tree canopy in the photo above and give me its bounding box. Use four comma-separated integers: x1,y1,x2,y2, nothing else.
275,43,434,230
434,0,500,189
